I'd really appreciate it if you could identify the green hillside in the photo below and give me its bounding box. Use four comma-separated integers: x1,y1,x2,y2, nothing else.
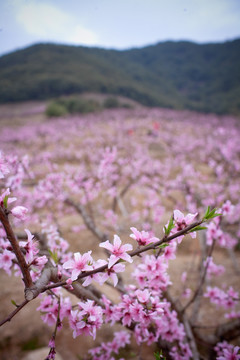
0,39,240,114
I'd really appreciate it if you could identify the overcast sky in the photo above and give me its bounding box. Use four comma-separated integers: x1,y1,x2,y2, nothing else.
1,0,240,56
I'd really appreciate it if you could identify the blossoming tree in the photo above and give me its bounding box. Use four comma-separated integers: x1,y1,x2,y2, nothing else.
0,108,239,359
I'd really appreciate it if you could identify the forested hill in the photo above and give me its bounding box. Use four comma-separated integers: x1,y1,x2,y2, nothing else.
0,39,240,114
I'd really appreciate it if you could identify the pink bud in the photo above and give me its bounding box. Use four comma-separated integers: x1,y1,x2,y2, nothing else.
11,206,28,220
66,278,73,286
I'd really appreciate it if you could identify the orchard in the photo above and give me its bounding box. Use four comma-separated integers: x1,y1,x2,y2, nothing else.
0,106,240,359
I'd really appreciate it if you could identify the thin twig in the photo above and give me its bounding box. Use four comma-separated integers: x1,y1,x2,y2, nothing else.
65,198,108,242
0,299,29,326
181,238,216,314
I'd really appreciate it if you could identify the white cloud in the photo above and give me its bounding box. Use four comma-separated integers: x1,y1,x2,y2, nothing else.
14,1,98,45
67,25,98,46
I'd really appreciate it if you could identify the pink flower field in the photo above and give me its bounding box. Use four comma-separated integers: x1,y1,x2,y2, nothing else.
0,103,240,360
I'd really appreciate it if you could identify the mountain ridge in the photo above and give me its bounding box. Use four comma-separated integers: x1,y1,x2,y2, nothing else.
0,39,240,114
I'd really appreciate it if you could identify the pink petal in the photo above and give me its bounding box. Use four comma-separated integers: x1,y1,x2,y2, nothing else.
63,259,75,269
108,254,118,268
74,252,81,262
71,268,80,281
99,240,113,252
173,210,184,221
121,253,133,264
113,235,122,248
122,243,133,252
111,273,118,287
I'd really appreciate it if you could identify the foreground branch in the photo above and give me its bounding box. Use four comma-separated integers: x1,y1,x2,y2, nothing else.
0,206,33,289
44,219,203,292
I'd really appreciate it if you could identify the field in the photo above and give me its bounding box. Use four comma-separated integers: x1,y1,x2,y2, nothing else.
0,101,240,359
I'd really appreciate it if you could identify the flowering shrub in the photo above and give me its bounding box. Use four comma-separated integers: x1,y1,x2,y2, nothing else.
0,108,240,359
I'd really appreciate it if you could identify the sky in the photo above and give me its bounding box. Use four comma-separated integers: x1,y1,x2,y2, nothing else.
0,0,240,56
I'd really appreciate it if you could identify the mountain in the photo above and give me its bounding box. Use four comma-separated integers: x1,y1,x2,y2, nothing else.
0,39,240,114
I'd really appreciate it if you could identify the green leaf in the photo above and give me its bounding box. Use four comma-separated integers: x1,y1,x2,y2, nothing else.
48,249,58,264
154,350,166,360
11,299,17,307
203,207,221,220
203,206,211,219
3,195,9,208
164,215,175,236
158,243,169,249
188,226,207,233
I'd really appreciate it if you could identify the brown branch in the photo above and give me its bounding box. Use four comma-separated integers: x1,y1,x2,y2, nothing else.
43,219,204,292
0,206,33,289
25,265,57,300
190,230,208,323
193,318,240,349
182,237,216,314
0,299,29,326
65,198,108,242
215,318,240,342
65,282,103,306
165,290,200,360
112,177,138,212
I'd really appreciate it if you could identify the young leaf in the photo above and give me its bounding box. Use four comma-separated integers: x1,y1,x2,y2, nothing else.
188,226,207,233
11,299,17,307
164,215,174,236
203,206,211,219
203,207,221,220
158,243,169,249
154,350,166,360
3,195,9,208
48,249,59,264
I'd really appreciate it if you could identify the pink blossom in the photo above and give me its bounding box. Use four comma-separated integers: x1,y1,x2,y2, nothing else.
167,210,198,243
174,210,198,236
220,200,234,217
32,255,48,267
72,299,103,340
163,241,177,260
129,301,144,322
0,152,9,179
99,235,133,268
204,286,239,309
19,229,39,263
215,341,240,360
206,221,223,246
173,210,198,230
136,289,150,303
82,259,107,287
0,249,15,275
204,257,225,278
100,262,125,287
182,288,192,298
130,227,159,246
0,188,16,207
63,251,93,281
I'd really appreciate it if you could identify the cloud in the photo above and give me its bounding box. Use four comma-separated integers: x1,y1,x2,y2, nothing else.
67,25,98,46
15,1,98,45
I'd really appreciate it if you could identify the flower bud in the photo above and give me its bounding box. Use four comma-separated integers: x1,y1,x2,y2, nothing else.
11,206,28,220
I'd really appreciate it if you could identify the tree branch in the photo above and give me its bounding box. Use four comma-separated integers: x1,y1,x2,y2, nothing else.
43,219,204,291
0,206,33,290
0,299,29,326
65,198,108,242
